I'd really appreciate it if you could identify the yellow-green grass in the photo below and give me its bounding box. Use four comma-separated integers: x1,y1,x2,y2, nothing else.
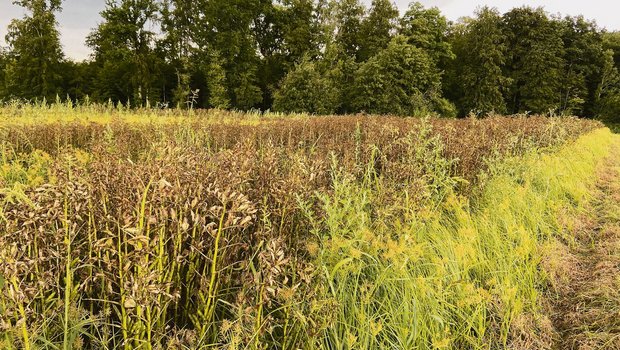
310,128,616,349
0,102,307,126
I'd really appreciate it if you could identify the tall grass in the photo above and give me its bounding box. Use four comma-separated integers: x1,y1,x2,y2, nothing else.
0,106,610,349
309,128,614,349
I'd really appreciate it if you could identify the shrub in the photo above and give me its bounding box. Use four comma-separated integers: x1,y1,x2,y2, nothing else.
273,58,340,114
351,36,456,117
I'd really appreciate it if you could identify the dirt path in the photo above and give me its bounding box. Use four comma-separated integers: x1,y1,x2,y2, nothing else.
550,137,620,350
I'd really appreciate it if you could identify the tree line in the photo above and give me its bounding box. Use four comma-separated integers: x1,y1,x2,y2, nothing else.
0,0,619,121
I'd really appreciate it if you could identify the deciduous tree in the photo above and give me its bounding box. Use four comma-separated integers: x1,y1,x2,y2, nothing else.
193,0,265,110
273,57,340,114
602,32,620,69
502,7,564,114
351,35,455,116
358,0,398,61
4,0,64,101
0,48,7,99
334,0,365,60
160,0,196,107
453,7,509,115
559,16,605,116
87,0,161,106
399,2,453,65
595,49,620,122
255,0,323,109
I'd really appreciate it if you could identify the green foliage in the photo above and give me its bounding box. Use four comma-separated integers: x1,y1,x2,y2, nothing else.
502,7,565,114
334,0,365,60
13,0,61,10
450,7,509,115
160,0,194,62
273,58,339,114
351,36,455,117
602,31,620,69
198,0,265,109
0,1,618,118
4,0,64,101
317,43,357,114
558,16,606,116
58,60,95,102
206,50,231,109
599,32,620,123
160,0,196,107
0,48,7,99
358,0,398,61
399,2,453,64
280,0,322,63
595,49,620,123
395,2,455,116
87,0,161,106
254,0,324,109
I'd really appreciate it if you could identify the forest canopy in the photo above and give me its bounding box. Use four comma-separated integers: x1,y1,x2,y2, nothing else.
0,0,619,122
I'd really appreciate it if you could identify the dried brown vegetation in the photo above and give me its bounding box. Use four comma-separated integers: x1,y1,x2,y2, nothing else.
0,112,605,349
547,141,620,350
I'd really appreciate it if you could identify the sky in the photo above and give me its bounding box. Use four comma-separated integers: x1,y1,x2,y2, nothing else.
0,0,619,61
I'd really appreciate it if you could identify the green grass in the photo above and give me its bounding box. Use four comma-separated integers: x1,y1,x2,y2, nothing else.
307,128,615,349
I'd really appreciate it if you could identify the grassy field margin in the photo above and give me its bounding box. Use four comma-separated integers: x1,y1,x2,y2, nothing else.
308,128,616,349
